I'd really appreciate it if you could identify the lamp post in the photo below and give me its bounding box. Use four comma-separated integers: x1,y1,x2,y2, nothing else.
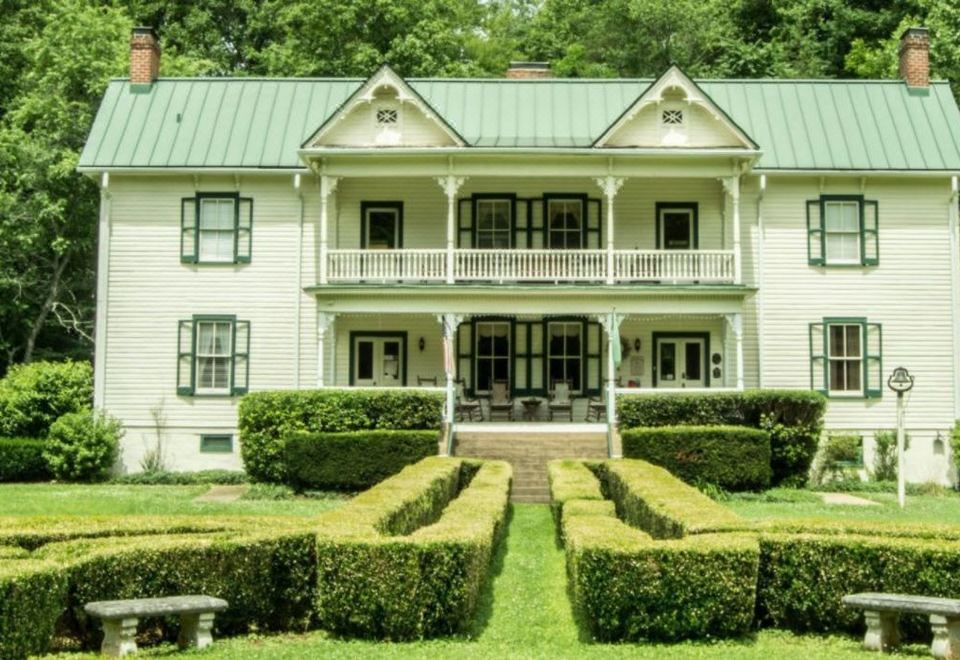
887,367,915,509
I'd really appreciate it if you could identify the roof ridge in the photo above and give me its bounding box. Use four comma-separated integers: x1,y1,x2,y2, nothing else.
107,76,954,86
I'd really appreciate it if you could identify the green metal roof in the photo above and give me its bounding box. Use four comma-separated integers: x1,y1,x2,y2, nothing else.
79,77,960,171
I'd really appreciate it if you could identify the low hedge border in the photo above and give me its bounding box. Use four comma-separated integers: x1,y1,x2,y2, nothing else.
553,461,759,641
547,459,605,528
314,456,511,640
284,430,440,491
0,438,50,483
598,460,745,538
239,389,444,483
621,425,771,491
0,560,67,659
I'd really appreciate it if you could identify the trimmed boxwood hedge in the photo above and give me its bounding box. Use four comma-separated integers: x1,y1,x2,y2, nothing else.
0,438,50,482
314,456,511,640
621,425,771,491
617,390,825,486
0,559,66,659
284,430,439,491
239,389,444,482
547,459,604,528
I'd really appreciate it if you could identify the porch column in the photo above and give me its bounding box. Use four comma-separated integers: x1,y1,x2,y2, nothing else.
319,175,340,285
436,175,467,284
722,175,742,284
726,313,744,391
598,311,625,458
595,176,625,285
316,312,337,387
437,313,464,456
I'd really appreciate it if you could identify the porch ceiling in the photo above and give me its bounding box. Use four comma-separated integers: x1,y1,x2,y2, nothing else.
308,283,752,315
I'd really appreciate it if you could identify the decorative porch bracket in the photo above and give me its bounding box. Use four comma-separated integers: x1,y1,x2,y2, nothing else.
318,175,340,285
436,313,464,456
436,175,467,284
597,310,626,457
724,312,745,391
720,175,742,285
594,175,626,285
316,312,337,387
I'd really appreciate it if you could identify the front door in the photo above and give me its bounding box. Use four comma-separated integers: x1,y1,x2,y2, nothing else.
658,207,695,250
656,337,705,388
362,203,402,249
352,336,404,386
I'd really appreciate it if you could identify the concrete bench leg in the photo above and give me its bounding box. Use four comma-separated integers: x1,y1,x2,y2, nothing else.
100,617,138,657
177,612,216,650
863,610,901,652
930,615,960,659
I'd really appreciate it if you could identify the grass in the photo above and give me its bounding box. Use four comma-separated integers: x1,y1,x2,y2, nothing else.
45,505,926,659
725,487,960,525
0,483,348,517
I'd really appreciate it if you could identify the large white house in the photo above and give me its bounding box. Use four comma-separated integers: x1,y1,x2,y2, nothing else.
80,27,960,482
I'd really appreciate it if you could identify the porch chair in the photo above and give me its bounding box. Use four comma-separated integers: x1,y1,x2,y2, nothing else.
548,380,574,422
455,380,482,422
586,377,622,422
488,380,515,421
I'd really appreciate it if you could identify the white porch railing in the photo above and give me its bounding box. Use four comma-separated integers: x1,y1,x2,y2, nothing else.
325,249,737,284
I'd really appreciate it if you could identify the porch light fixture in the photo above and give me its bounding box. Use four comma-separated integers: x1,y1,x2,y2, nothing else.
887,366,914,509
418,337,426,352
633,338,641,352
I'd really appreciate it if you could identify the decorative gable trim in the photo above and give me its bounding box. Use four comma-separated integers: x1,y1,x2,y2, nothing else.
302,64,467,149
594,65,758,150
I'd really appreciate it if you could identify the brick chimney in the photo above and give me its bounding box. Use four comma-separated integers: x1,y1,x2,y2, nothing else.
899,27,929,87
506,62,551,79
130,27,160,87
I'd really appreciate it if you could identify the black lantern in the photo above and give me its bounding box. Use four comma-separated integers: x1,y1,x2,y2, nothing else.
418,337,426,352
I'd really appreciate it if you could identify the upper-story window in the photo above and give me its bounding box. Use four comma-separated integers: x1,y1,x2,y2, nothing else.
475,198,513,249
546,197,584,249
181,193,252,264
807,195,878,267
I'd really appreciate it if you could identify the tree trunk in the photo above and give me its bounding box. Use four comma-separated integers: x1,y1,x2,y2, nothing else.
23,255,68,363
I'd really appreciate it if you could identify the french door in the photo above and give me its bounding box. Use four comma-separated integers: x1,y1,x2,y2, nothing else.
656,337,706,388
657,206,696,250
352,336,404,386
362,203,402,249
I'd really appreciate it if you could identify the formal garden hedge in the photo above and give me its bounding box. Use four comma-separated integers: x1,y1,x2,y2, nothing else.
0,438,50,482
550,457,960,644
621,425,771,491
314,456,511,639
617,390,825,486
239,389,444,482
284,430,439,491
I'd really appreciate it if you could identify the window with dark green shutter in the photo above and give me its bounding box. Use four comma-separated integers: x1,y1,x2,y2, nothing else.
176,316,250,396
807,195,879,267
809,318,882,398
180,193,253,264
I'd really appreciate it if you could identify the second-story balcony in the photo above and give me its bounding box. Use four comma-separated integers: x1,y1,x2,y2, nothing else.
325,248,737,285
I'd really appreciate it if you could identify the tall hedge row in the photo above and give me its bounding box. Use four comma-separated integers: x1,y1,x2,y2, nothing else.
0,438,50,482
238,389,444,482
0,360,93,439
617,390,826,486
621,425,771,491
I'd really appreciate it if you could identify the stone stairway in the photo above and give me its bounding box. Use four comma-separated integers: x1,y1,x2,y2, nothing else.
454,426,608,503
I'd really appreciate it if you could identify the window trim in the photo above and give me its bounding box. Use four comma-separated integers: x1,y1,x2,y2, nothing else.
808,195,879,267
826,322,864,397
810,317,883,399
360,201,404,249
655,202,699,250
347,331,408,386
471,193,517,249
543,193,589,250
181,192,253,265
177,315,250,397
200,434,234,454
471,316,515,394
545,319,587,394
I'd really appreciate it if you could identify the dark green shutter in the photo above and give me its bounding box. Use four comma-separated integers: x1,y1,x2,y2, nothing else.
237,197,253,263
807,200,824,265
232,320,250,395
862,200,879,266
809,322,827,393
586,320,602,395
457,323,474,394
177,320,195,395
181,198,197,263
864,322,883,398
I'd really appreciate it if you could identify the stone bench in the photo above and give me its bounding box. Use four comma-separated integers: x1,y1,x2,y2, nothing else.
84,595,228,657
843,592,960,659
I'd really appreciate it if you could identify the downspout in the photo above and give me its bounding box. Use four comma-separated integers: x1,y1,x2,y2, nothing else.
294,173,304,389
93,172,111,410
949,176,960,417
757,174,767,388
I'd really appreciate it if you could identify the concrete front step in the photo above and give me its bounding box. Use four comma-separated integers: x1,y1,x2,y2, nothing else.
454,430,607,503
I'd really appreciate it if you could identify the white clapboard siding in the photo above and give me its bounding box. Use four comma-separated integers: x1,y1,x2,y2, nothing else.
605,103,744,149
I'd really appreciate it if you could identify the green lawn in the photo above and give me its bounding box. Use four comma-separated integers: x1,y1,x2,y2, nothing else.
725,487,960,525
0,483,348,517
42,504,926,659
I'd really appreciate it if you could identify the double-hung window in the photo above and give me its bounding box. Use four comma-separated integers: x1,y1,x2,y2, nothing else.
181,193,253,264
547,321,583,392
475,198,513,249
809,318,882,398
177,316,250,396
807,195,878,266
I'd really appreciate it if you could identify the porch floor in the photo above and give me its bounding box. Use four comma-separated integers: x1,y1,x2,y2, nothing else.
456,422,606,433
